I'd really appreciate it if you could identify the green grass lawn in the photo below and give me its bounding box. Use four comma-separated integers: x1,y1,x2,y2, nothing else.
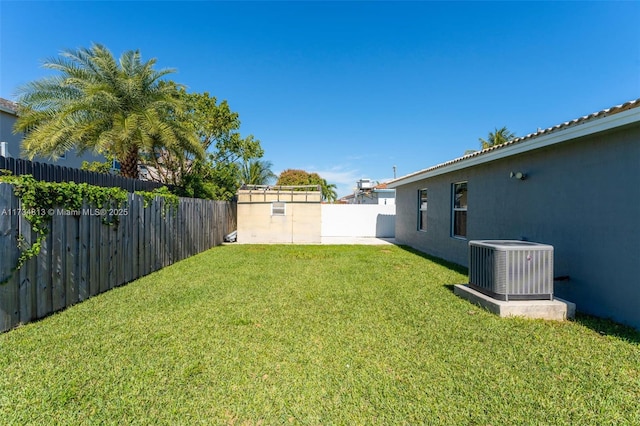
1,244,639,425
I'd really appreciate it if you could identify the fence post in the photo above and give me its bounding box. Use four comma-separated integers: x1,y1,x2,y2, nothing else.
152,197,161,272
131,194,140,282
99,216,109,293
18,213,37,324
64,214,79,306
50,212,66,311
0,184,20,332
79,203,90,301
108,218,116,289
89,206,100,297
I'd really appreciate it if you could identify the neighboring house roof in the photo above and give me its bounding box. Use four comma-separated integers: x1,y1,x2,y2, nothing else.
373,183,395,194
0,97,18,115
388,98,640,188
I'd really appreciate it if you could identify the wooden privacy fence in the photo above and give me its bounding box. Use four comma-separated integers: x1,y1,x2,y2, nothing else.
0,156,165,192
0,183,237,333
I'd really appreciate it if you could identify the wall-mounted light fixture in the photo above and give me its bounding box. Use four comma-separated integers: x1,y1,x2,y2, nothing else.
510,171,527,180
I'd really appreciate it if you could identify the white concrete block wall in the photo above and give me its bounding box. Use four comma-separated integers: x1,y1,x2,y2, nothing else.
321,204,396,238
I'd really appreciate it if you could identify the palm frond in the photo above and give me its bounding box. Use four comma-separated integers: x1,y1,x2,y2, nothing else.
14,43,191,178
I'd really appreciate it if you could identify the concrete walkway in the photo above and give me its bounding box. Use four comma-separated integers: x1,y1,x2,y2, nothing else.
231,237,397,245
320,237,396,245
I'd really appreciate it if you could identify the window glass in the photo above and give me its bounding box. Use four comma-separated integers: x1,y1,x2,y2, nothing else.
452,182,467,237
418,189,428,231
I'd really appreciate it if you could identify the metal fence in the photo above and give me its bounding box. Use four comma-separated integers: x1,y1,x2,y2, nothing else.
0,183,237,333
0,156,164,192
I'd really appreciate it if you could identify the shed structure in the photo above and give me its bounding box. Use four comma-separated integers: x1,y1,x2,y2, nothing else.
237,185,322,244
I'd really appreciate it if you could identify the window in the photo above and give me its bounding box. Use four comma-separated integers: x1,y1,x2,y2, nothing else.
271,202,286,216
418,189,428,231
452,182,467,238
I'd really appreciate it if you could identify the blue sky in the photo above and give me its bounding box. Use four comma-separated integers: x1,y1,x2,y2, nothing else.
1,1,638,197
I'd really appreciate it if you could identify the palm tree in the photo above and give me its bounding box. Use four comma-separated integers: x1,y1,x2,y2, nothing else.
14,44,203,178
240,159,276,185
479,126,516,149
321,179,338,203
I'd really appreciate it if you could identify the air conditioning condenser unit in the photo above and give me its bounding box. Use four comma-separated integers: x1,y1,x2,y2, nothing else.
468,240,553,301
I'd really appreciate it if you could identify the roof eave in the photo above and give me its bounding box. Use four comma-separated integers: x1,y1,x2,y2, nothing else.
388,105,640,188
0,105,18,115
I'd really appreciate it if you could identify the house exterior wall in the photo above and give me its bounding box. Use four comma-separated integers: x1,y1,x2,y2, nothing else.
237,189,322,243
394,124,640,328
354,193,379,205
377,193,396,206
352,189,396,205
32,150,107,170
0,109,23,158
0,101,106,168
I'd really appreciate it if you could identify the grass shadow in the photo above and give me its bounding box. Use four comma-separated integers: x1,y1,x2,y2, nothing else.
395,244,468,275
395,244,467,295
394,244,640,342
574,313,640,344
442,284,460,294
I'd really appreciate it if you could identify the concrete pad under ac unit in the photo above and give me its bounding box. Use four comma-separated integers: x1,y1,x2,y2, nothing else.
454,284,576,321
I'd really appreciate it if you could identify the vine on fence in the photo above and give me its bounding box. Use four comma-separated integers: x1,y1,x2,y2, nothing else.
0,173,177,284
135,186,179,216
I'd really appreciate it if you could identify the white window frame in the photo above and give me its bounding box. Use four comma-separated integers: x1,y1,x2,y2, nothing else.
418,188,428,232
271,201,286,216
452,181,467,239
